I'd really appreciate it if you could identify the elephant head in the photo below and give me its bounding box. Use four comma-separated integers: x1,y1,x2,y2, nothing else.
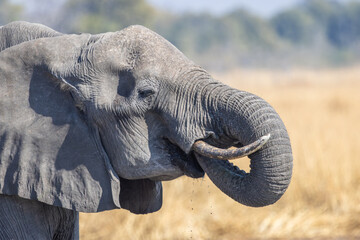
0,22,292,214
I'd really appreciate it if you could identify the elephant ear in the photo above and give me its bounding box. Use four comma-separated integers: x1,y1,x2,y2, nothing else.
0,32,162,214
0,21,61,52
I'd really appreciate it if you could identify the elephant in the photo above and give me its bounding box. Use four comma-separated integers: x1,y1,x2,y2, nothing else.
0,21,293,239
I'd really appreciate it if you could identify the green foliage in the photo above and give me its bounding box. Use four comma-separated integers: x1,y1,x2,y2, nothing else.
153,9,283,70
303,0,338,25
156,13,228,54
224,9,278,48
0,0,23,25
271,0,360,50
271,9,315,44
58,0,156,33
326,2,360,48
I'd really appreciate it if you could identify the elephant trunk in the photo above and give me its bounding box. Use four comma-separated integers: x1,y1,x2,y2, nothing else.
196,85,293,207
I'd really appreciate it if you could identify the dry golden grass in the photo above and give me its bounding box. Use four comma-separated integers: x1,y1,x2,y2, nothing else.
80,67,360,239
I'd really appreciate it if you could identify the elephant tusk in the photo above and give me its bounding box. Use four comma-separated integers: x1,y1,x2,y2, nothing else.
192,134,270,160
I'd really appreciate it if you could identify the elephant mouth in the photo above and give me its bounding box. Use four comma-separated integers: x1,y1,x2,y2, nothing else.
163,134,270,180
165,139,205,179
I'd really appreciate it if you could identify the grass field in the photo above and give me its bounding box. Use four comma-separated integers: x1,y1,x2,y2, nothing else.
79,67,360,239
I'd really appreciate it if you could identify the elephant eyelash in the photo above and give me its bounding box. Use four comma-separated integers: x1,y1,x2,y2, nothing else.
138,88,155,99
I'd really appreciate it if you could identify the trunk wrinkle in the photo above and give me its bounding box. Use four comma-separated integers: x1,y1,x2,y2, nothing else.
198,86,293,207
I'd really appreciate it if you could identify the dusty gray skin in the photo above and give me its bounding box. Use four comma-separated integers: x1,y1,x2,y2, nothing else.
0,21,293,238
0,21,61,51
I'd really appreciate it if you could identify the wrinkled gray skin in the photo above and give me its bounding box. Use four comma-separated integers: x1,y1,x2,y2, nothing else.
0,21,292,239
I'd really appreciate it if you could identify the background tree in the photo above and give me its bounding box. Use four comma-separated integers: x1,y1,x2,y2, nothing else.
56,0,156,33
0,0,23,25
326,2,360,48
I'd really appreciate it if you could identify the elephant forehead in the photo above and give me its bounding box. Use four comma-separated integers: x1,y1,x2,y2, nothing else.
91,26,192,71
119,25,176,51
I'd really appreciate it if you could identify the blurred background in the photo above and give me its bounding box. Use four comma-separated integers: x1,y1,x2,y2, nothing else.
1,0,360,239
2,0,360,70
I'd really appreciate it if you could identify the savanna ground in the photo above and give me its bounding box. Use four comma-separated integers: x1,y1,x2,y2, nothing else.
79,67,360,239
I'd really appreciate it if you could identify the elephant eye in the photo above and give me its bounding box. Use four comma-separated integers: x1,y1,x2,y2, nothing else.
138,88,155,99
